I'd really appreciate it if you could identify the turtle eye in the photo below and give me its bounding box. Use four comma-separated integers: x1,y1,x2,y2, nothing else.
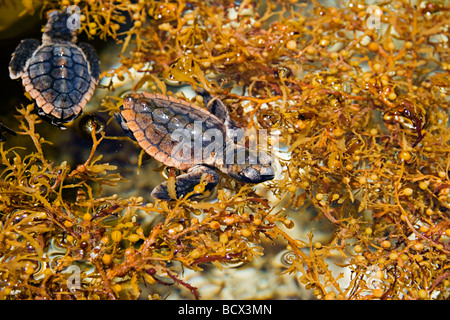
240,164,274,183
241,167,262,183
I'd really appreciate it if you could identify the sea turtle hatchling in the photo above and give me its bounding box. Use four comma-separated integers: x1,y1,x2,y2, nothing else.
115,90,275,200
9,10,100,128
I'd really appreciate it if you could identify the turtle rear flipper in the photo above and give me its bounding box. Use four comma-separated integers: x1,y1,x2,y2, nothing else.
0,123,17,142
9,39,40,79
151,165,219,201
114,112,136,141
78,42,101,82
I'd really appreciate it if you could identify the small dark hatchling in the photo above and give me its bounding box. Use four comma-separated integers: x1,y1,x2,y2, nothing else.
9,10,100,128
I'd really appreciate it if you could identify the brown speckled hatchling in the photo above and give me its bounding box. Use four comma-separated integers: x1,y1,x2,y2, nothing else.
115,90,274,200
9,10,100,128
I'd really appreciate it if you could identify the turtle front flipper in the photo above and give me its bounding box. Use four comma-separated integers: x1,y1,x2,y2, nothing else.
78,42,101,82
151,165,219,201
195,88,237,130
9,39,40,79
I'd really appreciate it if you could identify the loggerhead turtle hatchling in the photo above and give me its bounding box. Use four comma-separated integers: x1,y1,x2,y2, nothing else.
115,90,275,200
9,10,100,128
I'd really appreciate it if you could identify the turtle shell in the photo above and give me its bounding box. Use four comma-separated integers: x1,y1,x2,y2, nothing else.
118,92,228,170
22,42,95,123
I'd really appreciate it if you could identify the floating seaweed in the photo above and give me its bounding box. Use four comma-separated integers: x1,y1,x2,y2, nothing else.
0,0,449,300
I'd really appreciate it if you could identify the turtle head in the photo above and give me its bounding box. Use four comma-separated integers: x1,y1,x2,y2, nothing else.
226,147,275,184
43,10,77,43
